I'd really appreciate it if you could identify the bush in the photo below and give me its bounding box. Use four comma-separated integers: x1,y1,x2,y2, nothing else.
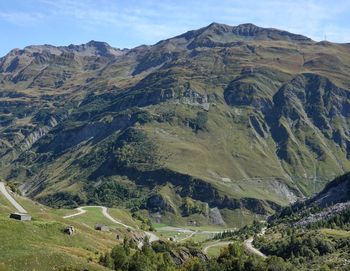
135,111,153,124
191,111,208,132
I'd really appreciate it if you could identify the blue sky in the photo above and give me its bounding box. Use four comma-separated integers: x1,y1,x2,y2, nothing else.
1,0,350,56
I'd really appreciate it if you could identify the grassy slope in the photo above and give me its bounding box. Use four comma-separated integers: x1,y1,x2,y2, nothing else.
144,103,295,203
0,188,237,270
0,193,119,271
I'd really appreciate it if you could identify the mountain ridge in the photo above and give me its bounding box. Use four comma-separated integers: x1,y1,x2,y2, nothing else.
175,22,312,43
1,23,350,226
0,22,326,60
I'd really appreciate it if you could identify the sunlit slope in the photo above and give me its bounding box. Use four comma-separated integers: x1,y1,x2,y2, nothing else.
0,193,116,271
1,23,350,219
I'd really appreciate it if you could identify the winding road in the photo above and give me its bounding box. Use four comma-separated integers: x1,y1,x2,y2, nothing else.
177,230,196,242
243,227,267,258
63,205,159,243
203,227,267,258
0,182,27,213
63,207,87,219
63,206,131,228
0,180,265,255
203,240,234,254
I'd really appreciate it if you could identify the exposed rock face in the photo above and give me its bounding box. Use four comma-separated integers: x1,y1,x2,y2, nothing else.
309,172,350,207
209,207,226,226
180,88,210,110
168,243,208,265
290,172,350,227
66,40,125,57
1,23,350,219
146,194,176,213
177,23,311,50
230,23,311,41
294,202,350,227
224,72,275,109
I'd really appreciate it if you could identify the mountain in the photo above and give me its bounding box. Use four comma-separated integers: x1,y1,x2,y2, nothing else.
270,172,350,223
251,173,350,270
308,172,350,207
1,23,350,226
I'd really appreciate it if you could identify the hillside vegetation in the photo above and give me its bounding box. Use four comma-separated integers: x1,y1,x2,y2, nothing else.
1,23,350,224
0,192,117,271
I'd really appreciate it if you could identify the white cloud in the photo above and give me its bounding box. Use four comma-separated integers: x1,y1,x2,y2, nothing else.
0,11,45,26
2,0,350,43
36,0,186,40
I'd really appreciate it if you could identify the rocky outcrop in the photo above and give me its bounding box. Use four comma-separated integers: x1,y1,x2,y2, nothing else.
209,207,226,226
179,88,210,110
64,225,75,235
37,113,133,154
294,202,350,227
180,23,312,50
309,172,350,207
146,194,176,213
169,244,207,265
224,72,276,111
266,73,350,172
20,115,65,151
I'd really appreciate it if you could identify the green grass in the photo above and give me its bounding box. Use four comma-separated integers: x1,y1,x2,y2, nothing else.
143,104,299,204
319,228,350,239
155,224,227,244
153,223,168,228
0,194,13,216
156,230,191,241
201,241,232,258
0,195,118,271
187,232,213,242
63,207,123,230
206,245,225,258
0,215,115,271
108,208,140,228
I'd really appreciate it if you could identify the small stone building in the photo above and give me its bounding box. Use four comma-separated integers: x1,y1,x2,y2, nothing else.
9,213,31,221
95,224,109,232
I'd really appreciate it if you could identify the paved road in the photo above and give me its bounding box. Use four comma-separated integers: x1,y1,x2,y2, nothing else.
0,182,27,213
203,240,234,254
157,226,229,243
63,205,159,244
203,227,267,258
63,207,86,219
243,227,267,258
178,230,196,242
64,206,133,228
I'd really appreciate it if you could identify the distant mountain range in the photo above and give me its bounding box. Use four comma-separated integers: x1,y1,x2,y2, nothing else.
1,23,350,226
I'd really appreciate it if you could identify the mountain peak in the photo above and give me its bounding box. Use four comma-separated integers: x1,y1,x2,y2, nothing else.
206,22,258,31
66,40,124,57
205,22,230,28
234,23,311,41
86,40,110,47
175,22,312,46
233,23,261,33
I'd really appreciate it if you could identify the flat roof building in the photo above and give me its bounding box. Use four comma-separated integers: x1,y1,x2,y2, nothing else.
10,213,31,221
